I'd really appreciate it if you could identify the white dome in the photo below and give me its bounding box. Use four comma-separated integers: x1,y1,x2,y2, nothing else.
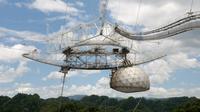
110,66,150,93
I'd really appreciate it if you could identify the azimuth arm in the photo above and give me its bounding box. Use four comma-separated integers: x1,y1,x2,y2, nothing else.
115,13,200,41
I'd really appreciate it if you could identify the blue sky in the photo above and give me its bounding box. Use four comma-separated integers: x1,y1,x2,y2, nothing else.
0,0,200,98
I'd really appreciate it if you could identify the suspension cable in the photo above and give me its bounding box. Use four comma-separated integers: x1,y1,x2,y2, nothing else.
189,0,194,13
135,0,143,30
65,0,68,26
132,98,142,112
46,12,50,36
131,0,143,50
46,12,51,52
59,73,67,112
117,0,120,22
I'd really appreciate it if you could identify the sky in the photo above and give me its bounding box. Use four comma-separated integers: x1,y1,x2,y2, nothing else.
0,0,200,99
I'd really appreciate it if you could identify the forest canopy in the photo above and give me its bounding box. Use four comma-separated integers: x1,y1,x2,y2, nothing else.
0,93,200,112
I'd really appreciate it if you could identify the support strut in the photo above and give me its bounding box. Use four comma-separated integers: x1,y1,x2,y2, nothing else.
58,67,70,112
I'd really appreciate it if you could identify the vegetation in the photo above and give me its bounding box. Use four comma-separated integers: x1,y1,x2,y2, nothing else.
0,93,200,112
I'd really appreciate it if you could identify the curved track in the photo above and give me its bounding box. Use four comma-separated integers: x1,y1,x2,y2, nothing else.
115,12,200,40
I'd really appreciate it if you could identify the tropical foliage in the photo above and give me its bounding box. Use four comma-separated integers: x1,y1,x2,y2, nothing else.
0,93,200,112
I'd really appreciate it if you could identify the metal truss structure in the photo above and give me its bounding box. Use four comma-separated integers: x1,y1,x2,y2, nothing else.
23,20,166,71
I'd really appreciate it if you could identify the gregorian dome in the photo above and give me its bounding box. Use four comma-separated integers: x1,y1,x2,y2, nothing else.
110,66,150,93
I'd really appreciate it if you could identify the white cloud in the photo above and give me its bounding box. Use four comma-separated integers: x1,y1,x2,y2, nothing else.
15,83,32,93
61,78,200,98
43,70,100,81
0,27,47,42
143,52,200,85
1,77,200,98
75,1,84,7
0,61,29,83
28,0,80,15
143,59,172,85
46,15,83,28
147,87,184,98
42,71,63,81
0,44,36,62
108,0,200,29
37,76,108,98
0,44,35,83
167,52,200,69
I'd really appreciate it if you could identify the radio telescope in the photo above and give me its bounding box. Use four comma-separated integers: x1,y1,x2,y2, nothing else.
23,0,200,94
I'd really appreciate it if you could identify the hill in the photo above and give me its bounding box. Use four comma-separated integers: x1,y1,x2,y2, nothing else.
0,93,200,112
